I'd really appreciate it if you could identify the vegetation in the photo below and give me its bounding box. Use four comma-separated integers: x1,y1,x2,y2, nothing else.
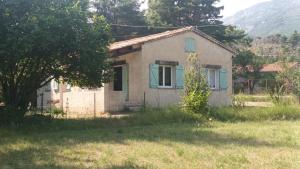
233,50,265,94
93,0,147,40
146,0,248,43
0,120,299,169
182,54,210,117
234,94,297,103
224,0,300,37
0,0,112,123
251,33,300,62
211,105,300,122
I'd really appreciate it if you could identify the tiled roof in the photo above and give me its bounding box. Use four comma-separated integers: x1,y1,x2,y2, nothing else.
260,62,299,73
109,26,235,53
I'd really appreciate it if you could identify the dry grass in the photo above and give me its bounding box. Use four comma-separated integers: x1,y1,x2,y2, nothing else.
0,121,299,169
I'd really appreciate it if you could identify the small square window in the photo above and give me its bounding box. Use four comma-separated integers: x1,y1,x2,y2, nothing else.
185,38,196,52
113,66,123,91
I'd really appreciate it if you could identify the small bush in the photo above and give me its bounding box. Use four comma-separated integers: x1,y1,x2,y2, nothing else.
47,107,65,118
182,54,210,117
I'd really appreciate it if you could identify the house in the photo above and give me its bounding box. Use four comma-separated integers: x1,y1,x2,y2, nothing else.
37,27,235,117
260,62,299,73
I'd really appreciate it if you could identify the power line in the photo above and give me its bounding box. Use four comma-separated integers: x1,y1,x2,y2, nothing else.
110,24,226,29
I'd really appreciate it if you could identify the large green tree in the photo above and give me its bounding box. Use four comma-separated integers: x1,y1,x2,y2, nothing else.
0,0,111,122
93,0,147,40
146,0,238,42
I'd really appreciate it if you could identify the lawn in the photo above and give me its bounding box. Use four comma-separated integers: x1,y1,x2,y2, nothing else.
1,120,299,169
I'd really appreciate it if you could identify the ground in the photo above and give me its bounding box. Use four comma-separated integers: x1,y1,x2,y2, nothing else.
0,121,299,169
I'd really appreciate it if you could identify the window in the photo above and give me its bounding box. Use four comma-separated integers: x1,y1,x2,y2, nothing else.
113,66,123,91
207,69,219,89
66,84,71,91
53,81,59,92
185,38,196,52
159,65,172,88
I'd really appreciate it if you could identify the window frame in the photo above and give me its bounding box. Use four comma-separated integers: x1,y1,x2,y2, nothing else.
53,80,59,92
207,68,219,90
113,66,123,91
185,37,196,53
158,65,173,88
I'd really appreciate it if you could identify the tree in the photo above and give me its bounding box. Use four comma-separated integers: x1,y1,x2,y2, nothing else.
233,50,264,94
146,0,247,43
93,0,147,40
289,30,300,48
222,26,253,48
292,69,300,103
0,0,112,123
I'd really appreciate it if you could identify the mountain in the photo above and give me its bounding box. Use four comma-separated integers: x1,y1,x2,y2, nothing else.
224,0,300,37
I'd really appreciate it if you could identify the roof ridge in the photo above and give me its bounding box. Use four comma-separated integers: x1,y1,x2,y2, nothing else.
109,26,235,54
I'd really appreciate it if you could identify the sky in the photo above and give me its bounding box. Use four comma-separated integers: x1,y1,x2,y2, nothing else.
141,0,271,18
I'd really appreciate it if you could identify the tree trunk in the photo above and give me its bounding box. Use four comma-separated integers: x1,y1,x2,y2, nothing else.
1,83,31,124
248,80,255,95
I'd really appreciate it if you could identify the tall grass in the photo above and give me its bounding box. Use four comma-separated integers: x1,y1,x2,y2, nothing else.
12,106,203,132
234,94,298,104
210,104,300,122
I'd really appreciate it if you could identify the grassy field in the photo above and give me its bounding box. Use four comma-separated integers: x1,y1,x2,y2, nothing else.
1,120,300,169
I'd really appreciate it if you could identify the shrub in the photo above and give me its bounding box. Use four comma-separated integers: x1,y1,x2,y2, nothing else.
182,54,211,117
47,108,65,118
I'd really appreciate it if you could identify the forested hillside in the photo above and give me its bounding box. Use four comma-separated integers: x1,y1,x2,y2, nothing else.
224,0,300,37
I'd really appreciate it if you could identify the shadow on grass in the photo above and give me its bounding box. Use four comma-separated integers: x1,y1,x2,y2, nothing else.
0,120,298,169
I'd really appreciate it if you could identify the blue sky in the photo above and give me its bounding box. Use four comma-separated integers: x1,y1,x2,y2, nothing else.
141,0,271,18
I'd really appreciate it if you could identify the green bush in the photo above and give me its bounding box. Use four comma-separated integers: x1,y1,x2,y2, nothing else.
210,105,300,122
182,54,211,117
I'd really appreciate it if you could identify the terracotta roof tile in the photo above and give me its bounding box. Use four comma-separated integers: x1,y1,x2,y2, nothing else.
260,62,299,73
109,26,235,54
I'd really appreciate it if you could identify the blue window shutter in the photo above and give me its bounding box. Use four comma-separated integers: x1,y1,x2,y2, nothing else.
176,65,184,89
216,69,220,89
122,65,129,100
149,64,159,88
220,68,228,90
185,38,196,52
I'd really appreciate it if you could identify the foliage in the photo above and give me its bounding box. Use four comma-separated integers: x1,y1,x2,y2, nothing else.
146,0,247,43
268,82,285,104
0,0,112,122
233,50,265,94
251,33,300,62
289,30,300,48
224,0,300,37
223,26,253,48
182,54,211,117
93,0,147,40
271,62,300,104
292,69,300,103
210,105,300,122
232,95,246,108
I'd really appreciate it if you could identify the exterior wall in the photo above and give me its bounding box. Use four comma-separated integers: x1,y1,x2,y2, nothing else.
62,87,105,118
140,31,233,107
37,80,61,110
104,51,143,112
37,80,106,117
